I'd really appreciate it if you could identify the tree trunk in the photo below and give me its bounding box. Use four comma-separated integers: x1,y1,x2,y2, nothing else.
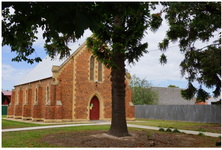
107,50,129,137
107,13,130,137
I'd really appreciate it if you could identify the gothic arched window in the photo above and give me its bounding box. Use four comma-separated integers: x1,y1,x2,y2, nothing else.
98,61,102,82
90,56,94,81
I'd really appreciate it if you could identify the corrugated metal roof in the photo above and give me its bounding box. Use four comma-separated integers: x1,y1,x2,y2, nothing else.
15,40,85,86
2,91,12,96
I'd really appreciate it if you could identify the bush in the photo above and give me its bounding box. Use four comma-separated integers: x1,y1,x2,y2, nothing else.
159,127,165,131
166,128,172,132
173,128,181,133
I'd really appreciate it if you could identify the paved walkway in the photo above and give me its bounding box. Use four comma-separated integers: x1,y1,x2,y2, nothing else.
127,124,221,137
2,120,221,137
2,121,110,132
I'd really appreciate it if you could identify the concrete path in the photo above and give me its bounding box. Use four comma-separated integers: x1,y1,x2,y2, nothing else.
2,121,110,132
2,121,221,138
127,124,221,138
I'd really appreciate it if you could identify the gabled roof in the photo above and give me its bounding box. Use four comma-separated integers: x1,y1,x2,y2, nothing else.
15,40,86,86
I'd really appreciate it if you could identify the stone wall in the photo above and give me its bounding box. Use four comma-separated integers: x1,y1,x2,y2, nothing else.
135,105,221,123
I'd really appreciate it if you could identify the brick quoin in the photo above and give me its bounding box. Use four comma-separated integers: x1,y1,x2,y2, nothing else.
8,41,135,122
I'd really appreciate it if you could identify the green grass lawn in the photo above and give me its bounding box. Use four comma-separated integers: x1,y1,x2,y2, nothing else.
2,119,50,129
130,119,221,133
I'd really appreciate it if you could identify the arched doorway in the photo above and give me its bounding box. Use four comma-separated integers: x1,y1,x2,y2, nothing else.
90,96,100,120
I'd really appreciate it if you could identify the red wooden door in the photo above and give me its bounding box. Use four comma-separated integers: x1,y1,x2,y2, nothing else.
90,96,99,120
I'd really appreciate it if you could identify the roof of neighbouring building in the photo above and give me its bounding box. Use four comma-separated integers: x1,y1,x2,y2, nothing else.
2,91,11,96
206,94,221,104
150,86,195,105
15,40,86,86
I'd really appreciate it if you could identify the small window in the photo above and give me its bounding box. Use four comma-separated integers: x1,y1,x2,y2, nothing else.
35,88,37,102
46,86,49,102
90,56,94,81
98,61,102,82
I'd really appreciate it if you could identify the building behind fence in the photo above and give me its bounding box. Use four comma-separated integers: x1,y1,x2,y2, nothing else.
135,105,221,123
151,87,195,105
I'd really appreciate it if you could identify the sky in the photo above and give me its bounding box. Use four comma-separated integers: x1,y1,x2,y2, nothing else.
1,3,220,97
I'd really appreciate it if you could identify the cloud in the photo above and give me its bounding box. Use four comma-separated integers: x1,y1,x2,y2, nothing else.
33,28,45,48
2,64,16,80
126,42,186,82
125,7,189,84
2,64,31,90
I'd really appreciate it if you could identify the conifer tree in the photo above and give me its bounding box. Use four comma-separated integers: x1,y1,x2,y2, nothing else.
2,2,162,137
159,2,221,102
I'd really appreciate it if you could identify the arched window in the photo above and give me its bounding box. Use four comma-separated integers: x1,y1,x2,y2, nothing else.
46,86,49,102
35,88,37,102
98,61,102,82
90,56,94,81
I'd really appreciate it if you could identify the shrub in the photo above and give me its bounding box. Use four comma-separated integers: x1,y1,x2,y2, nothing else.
173,128,181,133
159,127,165,131
166,128,172,132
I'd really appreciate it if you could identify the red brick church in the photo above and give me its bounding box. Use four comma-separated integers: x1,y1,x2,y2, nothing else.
7,40,135,122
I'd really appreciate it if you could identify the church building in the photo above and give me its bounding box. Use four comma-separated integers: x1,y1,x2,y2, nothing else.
7,39,135,122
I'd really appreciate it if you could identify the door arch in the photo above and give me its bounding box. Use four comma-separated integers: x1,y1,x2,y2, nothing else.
90,96,100,120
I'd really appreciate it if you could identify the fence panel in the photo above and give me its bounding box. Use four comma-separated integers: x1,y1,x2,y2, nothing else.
135,105,221,123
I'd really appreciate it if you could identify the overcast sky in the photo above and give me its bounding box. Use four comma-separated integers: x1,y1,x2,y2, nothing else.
1,3,219,96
